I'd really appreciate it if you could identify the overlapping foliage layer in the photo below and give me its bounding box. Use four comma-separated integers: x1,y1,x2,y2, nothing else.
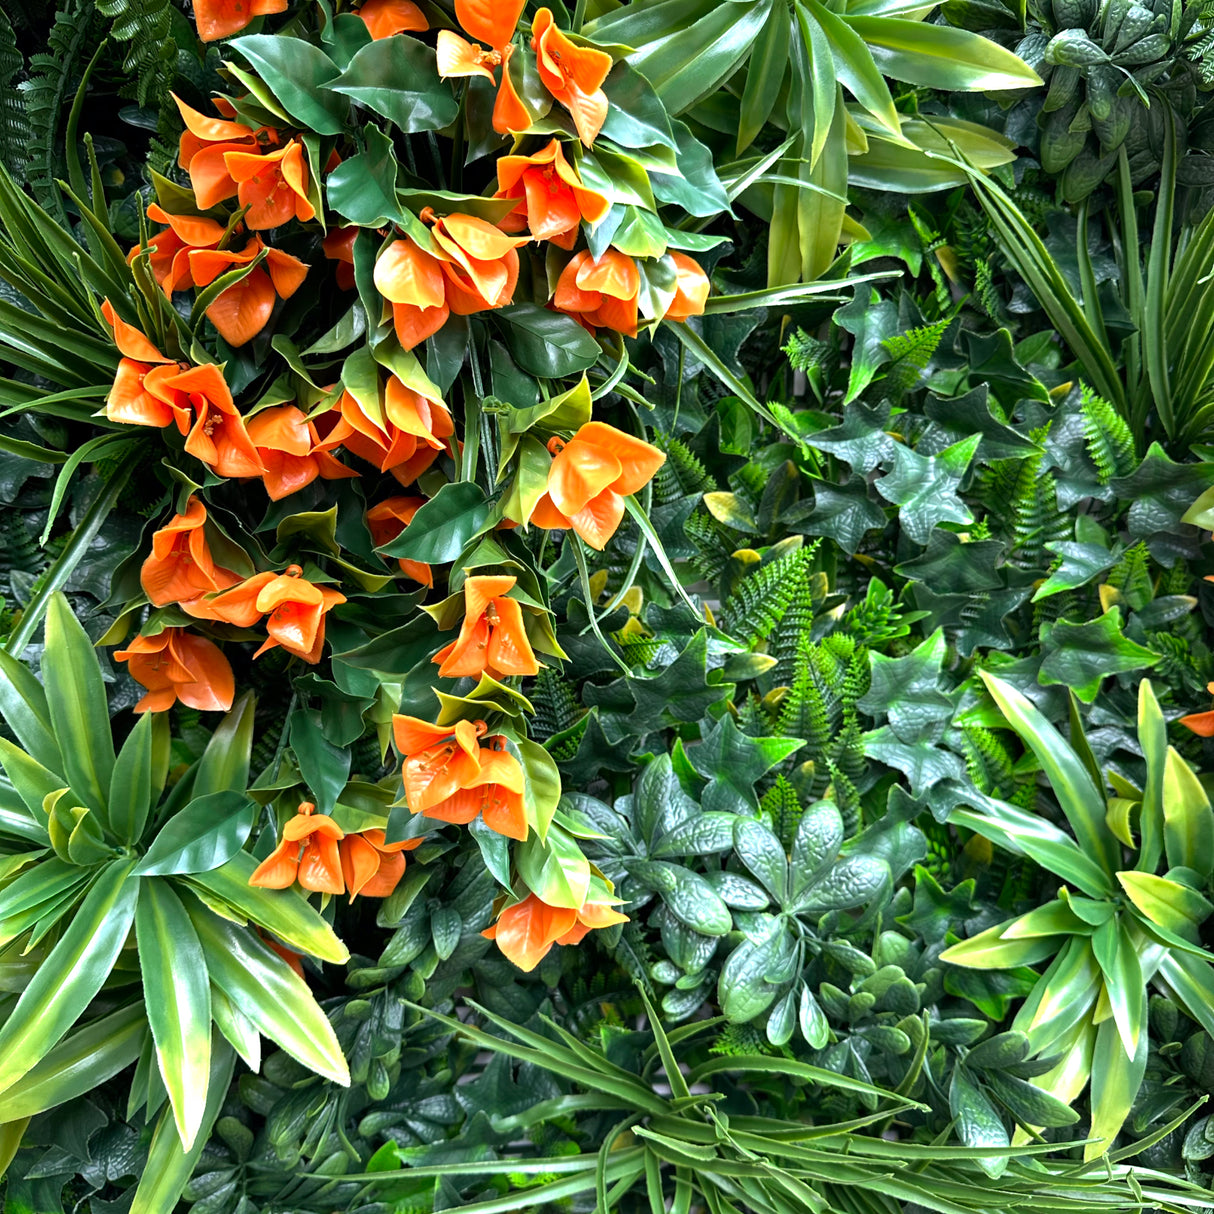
2,1,1214,1213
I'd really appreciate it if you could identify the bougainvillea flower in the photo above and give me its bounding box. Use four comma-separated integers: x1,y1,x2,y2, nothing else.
432,574,540,680
373,236,450,349
181,569,278,628
365,496,433,585
252,565,347,664
249,801,345,895
457,0,525,47
323,226,359,291
530,421,666,550
339,829,422,900
482,889,628,971
422,737,527,840
393,715,485,812
173,94,265,209
495,139,609,248
664,252,711,321
153,362,265,478
318,374,454,487
188,239,309,347
114,628,235,714
356,0,428,37
531,8,612,146
424,208,528,315
224,140,316,230
435,0,529,134
133,204,229,296
1181,682,1214,737
246,405,358,500
141,496,242,608
436,29,502,83
553,248,640,336
193,0,288,41
100,300,192,431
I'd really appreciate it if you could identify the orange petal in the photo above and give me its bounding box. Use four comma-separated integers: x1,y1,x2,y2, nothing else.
101,299,168,363
1180,711,1214,737
485,596,539,676
187,144,243,210
569,488,625,550
577,249,638,300
249,839,301,888
487,894,577,971
464,574,518,620
263,247,309,298
562,81,609,147
375,238,448,308
107,360,178,429
548,435,622,516
171,93,255,143
297,833,345,894
148,204,228,249
340,833,382,899
358,0,429,37
457,0,524,48
665,252,710,320
393,715,459,754
438,212,529,263
528,492,572,531
206,268,277,347
392,300,450,350
576,421,666,496
247,404,313,456
577,897,629,929
493,45,532,135
436,29,497,82
171,632,236,712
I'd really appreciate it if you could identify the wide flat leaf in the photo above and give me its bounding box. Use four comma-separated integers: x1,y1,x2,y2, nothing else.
326,124,402,227
188,901,349,1085
0,856,138,1097
858,629,955,745
136,880,212,1149
1011,937,1101,1056
192,692,255,801
1086,1015,1147,1160
230,34,347,134
379,481,490,564
688,715,802,815
1031,541,1119,602
42,593,114,825
1091,917,1143,1057
516,825,591,910
330,37,458,134
0,646,61,773
134,791,256,877
1162,746,1214,880
949,1065,1008,1177
940,920,1063,968
1136,679,1167,872
874,434,980,545
1118,870,1211,937
787,476,887,555
1038,608,1160,703
498,304,602,377
290,707,351,816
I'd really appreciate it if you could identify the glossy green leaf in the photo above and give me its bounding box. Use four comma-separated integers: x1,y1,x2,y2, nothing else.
378,480,491,563
1118,870,1211,937
109,712,154,845
230,34,347,134
940,922,1062,968
1136,679,1167,872
136,879,211,1149
737,1,790,152
1086,1015,1147,1160
0,736,66,819
979,673,1119,877
185,850,350,963
845,16,1043,90
1091,918,1143,1056
0,647,60,773
326,123,402,227
1162,746,1214,880
189,902,349,1085
498,304,602,377
329,36,458,133
192,692,256,802
42,592,114,824
0,1002,146,1119
949,1065,1008,1176
1038,608,1160,703
1011,937,1101,1056
516,825,591,909
808,0,898,134
0,856,137,1097
133,791,257,877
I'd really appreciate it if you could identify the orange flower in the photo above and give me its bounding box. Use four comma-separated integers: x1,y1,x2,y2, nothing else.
193,0,288,41
339,829,423,900
374,236,450,350
172,95,268,210
249,801,345,895
531,8,612,146
224,140,316,230
114,628,235,714
317,373,454,487
100,300,191,432
1181,681,1214,737
132,204,229,296
141,496,242,608
246,405,358,500
323,226,359,291
420,735,527,840
436,0,529,135
356,0,428,37
424,208,528,315
182,569,278,627
393,715,485,813
365,496,433,585
164,363,266,478
252,565,347,664
495,139,609,248
664,253,711,321
188,238,309,347
482,889,628,971
553,249,640,336
530,422,666,550
432,574,540,680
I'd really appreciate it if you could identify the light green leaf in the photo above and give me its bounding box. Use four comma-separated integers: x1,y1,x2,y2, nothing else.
1091,918,1143,1057
1162,746,1214,880
109,712,154,845
1086,1015,1147,1160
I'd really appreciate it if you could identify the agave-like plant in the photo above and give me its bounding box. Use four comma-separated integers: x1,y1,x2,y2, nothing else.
942,672,1214,1158
0,593,349,1207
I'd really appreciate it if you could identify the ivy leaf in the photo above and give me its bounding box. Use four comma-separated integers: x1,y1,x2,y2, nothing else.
1031,541,1119,602
805,401,897,473
1038,607,1160,702
897,865,976,944
835,290,900,404
895,529,1006,593
874,435,980,545
858,629,956,745
688,715,803,815
922,386,1041,461
1111,444,1214,542
862,727,966,796
960,328,1050,406
784,477,887,555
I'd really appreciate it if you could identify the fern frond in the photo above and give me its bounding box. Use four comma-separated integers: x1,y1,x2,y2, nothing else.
881,317,950,398
96,0,177,108
760,774,802,850
1106,541,1154,612
1080,384,1136,482
0,6,28,175
783,328,827,374
725,546,811,647
530,667,585,739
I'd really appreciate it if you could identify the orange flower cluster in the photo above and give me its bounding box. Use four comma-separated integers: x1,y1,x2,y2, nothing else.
433,575,540,681
250,801,422,900
482,889,627,972
373,212,529,350
115,627,235,714
496,140,610,248
527,422,666,550
393,716,528,840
